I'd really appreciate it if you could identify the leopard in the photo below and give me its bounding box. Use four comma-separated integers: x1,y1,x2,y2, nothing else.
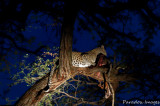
72,45,107,67
45,45,107,92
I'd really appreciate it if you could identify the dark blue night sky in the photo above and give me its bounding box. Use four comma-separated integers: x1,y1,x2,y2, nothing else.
0,0,160,105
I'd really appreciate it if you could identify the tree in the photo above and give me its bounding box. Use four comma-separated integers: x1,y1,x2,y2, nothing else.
1,0,160,105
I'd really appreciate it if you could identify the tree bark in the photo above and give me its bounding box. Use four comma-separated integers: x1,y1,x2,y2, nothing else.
15,58,136,106
58,0,79,78
15,66,136,105
15,1,137,105
15,1,79,106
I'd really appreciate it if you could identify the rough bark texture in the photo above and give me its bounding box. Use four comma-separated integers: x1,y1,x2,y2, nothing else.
15,56,136,106
15,73,49,106
59,0,78,78
15,1,136,105
15,1,79,105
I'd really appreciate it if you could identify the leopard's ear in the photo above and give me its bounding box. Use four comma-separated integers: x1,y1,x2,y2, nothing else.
101,45,105,49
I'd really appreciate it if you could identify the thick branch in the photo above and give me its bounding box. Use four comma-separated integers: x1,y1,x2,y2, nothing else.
76,67,136,83
15,65,136,105
15,68,77,106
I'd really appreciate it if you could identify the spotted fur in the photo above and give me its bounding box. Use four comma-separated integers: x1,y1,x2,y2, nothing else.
72,45,107,67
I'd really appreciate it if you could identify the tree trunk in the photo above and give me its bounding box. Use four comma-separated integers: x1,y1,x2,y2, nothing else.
15,1,79,106
15,59,135,106
59,0,78,77
15,1,136,105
